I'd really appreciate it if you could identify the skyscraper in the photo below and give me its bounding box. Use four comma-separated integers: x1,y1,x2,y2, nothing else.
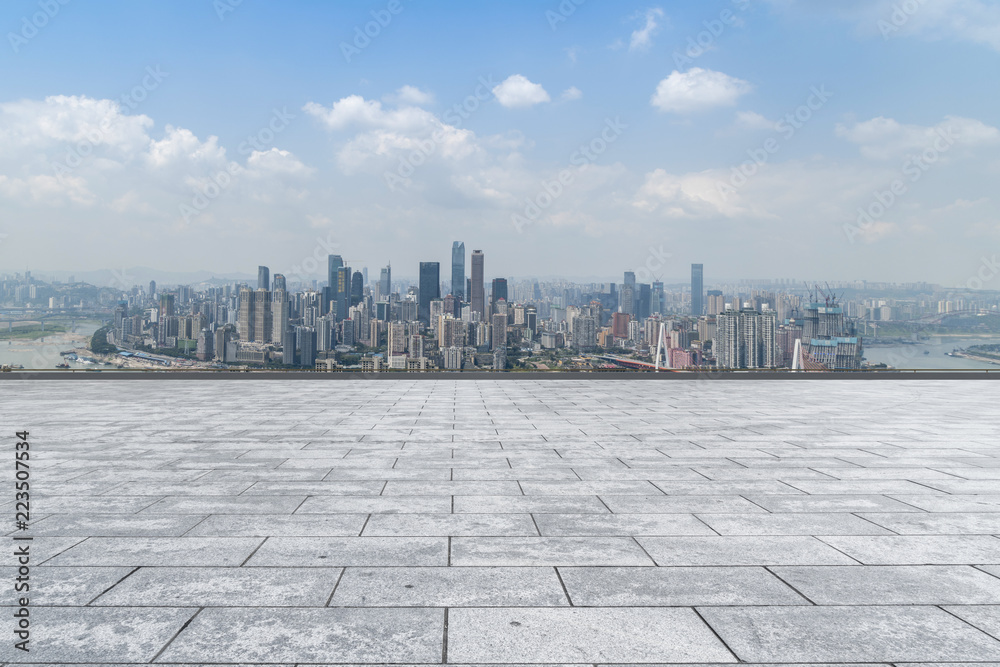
490,278,508,314
335,266,351,322
328,255,343,289
691,264,704,316
451,241,465,301
379,264,391,298
471,250,485,317
258,266,270,290
252,288,273,342
418,262,440,325
351,271,363,306
272,286,289,342
324,255,343,316
236,287,254,341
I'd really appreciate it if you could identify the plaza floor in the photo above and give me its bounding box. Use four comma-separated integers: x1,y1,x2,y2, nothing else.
1,379,1000,665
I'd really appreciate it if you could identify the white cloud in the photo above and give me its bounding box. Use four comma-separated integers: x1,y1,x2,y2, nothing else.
836,115,1000,160
492,75,551,109
384,85,434,106
735,111,776,131
303,95,437,132
561,87,583,102
764,0,1000,51
630,8,665,51
651,68,752,114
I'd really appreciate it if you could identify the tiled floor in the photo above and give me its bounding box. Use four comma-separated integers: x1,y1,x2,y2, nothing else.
0,379,999,664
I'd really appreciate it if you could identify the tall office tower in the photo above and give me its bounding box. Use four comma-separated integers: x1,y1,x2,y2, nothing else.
490,278,508,314
328,255,343,289
297,326,317,368
379,264,391,297
236,287,254,341
418,262,441,325
335,266,351,322
148,280,157,298
253,288,273,343
281,326,296,365
623,271,637,314
638,284,652,320
273,273,286,292
451,241,465,300
362,267,368,286
471,250,485,317
258,266,270,290
351,271,363,306
691,264,704,316
707,290,725,317
619,285,635,315
491,312,507,351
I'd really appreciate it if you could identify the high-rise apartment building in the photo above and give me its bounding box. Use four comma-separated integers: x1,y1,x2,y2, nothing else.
236,287,254,341
707,290,725,317
471,250,485,317
691,264,704,316
491,312,507,351
252,287,273,343
418,262,440,325
451,242,465,301
715,308,777,369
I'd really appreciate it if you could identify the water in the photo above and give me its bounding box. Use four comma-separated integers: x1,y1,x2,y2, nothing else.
863,336,1000,370
0,321,101,369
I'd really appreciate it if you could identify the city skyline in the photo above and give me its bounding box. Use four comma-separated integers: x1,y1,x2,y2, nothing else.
1,1,998,284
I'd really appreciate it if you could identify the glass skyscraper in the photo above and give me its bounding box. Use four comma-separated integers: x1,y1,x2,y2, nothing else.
691,264,704,316
418,262,440,325
451,241,465,301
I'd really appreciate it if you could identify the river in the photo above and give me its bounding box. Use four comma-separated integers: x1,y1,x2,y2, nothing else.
0,321,101,369
862,336,1000,370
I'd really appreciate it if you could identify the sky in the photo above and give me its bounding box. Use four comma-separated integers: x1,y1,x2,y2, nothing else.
0,0,998,286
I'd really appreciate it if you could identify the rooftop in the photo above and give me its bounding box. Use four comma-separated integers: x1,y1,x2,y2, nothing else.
3,378,1000,664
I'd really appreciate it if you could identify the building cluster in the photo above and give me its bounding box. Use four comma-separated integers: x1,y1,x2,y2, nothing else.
95,249,876,371
0,250,979,372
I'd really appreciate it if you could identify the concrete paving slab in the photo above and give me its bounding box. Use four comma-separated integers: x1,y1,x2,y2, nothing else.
699,605,1000,662
447,607,737,663
332,566,569,606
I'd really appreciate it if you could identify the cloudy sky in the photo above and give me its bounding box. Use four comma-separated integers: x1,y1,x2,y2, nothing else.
1,0,998,285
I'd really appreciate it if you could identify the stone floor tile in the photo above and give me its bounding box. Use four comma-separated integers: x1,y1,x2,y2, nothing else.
559,566,808,606
159,607,443,663
451,537,655,566
699,605,1000,662
332,566,568,606
245,536,448,566
448,608,737,663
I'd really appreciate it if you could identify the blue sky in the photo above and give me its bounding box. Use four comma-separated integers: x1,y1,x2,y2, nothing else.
1,0,998,285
